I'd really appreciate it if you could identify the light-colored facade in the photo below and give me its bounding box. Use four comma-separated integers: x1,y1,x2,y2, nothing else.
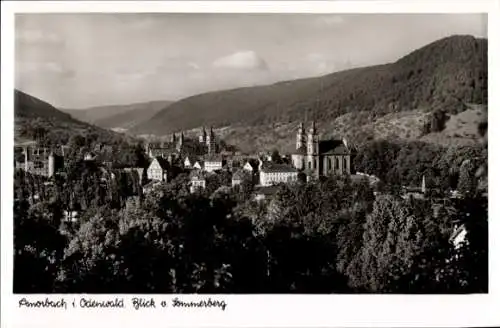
243,162,254,172
19,146,61,177
147,157,169,182
204,157,223,172
189,171,207,193
193,161,203,170
184,156,193,168
259,164,298,186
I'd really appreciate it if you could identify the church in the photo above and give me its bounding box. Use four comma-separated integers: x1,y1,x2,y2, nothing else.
291,121,352,178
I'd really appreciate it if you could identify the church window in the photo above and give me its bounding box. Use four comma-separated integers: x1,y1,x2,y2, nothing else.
308,161,312,169
328,158,332,170
337,157,341,169
344,157,348,172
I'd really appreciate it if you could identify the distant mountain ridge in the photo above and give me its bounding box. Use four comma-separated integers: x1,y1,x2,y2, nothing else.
62,100,173,129
14,90,133,146
132,35,487,137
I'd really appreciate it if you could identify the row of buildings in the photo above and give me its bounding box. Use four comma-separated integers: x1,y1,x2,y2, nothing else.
145,122,354,194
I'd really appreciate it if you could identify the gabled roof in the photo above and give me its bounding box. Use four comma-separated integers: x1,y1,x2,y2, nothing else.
318,140,350,155
260,163,297,173
245,158,259,169
151,156,170,170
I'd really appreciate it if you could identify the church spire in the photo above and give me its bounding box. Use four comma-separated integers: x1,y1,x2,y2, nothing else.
296,122,305,150
310,120,317,135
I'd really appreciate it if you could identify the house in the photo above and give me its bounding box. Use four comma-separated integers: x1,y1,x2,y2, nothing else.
259,163,298,186
63,210,79,223
243,160,258,173
184,156,194,168
84,152,97,161
146,133,184,159
147,156,169,182
19,146,63,177
193,160,203,170
450,224,467,249
189,170,207,193
204,155,223,172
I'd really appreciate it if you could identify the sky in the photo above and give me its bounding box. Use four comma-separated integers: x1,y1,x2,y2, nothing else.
15,13,487,109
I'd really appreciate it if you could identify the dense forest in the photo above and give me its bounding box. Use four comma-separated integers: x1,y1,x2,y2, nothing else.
133,35,487,135
14,131,488,293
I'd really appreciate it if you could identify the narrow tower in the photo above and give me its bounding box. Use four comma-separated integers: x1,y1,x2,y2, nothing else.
177,132,184,152
207,126,216,154
422,175,426,194
307,121,319,155
199,127,207,144
296,122,305,150
48,152,55,177
307,121,319,175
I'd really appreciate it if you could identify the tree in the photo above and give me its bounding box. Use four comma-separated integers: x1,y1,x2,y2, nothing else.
457,159,477,194
14,198,67,293
271,149,283,164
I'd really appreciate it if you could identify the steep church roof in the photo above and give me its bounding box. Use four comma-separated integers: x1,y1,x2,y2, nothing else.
260,163,297,173
152,156,170,170
318,140,350,155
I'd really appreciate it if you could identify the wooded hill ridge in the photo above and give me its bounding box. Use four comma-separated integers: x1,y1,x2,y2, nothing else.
62,100,173,130
132,35,487,136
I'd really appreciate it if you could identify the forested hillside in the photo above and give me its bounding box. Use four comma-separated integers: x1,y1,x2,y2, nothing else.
62,100,172,129
133,35,487,136
14,90,135,147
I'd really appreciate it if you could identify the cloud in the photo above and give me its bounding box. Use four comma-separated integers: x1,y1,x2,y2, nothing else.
188,62,200,70
212,50,269,71
305,53,337,74
16,29,63,45
314,15,345,27
17,61,74,77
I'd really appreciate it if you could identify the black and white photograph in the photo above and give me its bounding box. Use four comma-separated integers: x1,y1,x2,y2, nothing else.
8,8,489,297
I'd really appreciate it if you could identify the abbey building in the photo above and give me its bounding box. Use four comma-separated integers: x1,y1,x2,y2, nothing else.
291,121,352,178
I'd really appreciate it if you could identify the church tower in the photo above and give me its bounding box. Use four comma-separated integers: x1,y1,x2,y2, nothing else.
307,121,319,155
296,122,305,149
199,127,207,144
207,126,216,154
177,132,184,152
307,121,319,176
